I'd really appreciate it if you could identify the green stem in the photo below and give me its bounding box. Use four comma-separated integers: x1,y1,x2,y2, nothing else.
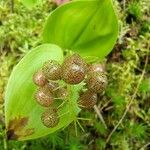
10,0,14,13
3,136,8,150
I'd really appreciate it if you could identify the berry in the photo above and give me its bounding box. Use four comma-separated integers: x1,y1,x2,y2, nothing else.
35,89,54,107
86,72,107,93
62,54,87,84
33,70,47,87
42,60,62,80
62,64,85,84
78,90,97,109
41,109,59,128
64,54,86,67
88,63,106,73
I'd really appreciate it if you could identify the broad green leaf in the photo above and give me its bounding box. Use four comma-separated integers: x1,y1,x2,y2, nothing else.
21,0,42,8
5,44,81,141
43,0,119,59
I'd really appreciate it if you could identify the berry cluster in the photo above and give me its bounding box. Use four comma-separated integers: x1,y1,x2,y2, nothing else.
33,54,107,128
78,63,107,109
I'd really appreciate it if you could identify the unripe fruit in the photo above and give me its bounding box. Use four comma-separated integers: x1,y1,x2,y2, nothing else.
42,60,62,80
62,54,87,84
62,64,85,84
88,63,106,73
64,54,86,67
33,71,47,87
41,109,59,128
78,90,97,109
35,89,54,107
86,72,107,93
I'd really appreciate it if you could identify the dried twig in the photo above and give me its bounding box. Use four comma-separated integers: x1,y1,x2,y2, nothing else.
139,143,150,150
106,52,149,143
10,0,14,13
123,0,126,11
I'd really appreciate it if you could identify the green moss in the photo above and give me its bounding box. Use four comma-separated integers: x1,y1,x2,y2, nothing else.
127,1,142,22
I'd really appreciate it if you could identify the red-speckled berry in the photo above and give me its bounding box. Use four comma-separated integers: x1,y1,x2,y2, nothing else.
86,72,107,93
62,54,87,84
35,89,54,107
41,109,59,128
33,70,47,87
42,60,62,80
78,90,97,109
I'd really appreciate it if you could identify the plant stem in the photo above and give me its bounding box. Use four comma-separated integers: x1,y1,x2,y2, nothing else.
10,0,14,13
76,120,85,132
77,117,91,121
123,0,126,11
139,143,150,150
94,105,107,129
3,136,8,150
74,120,78,136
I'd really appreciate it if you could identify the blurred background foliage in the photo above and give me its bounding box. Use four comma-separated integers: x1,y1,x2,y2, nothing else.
0,0,150,149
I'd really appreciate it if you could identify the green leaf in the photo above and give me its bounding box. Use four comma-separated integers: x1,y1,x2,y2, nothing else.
5,44,81,141
43,0,119,59
21,0,42,8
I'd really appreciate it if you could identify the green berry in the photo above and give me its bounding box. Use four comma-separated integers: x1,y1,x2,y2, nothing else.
42,60,62,80
33,70,47,87
62,54,87,84
86,72,107,93
78,90,97,109
35,89,54,107
41,109,59,128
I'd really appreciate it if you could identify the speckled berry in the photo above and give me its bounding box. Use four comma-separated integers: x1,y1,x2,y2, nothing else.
35,89,54,107
78,90,97,109
86,72,107,93
33,70,47,87
64,54,87,67
62,54,87,84
42,60,62,80
41,109,59,128
62,64,85,84
88,63,106,73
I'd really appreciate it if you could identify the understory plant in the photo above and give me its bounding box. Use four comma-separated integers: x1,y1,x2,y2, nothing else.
5,0,118,141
